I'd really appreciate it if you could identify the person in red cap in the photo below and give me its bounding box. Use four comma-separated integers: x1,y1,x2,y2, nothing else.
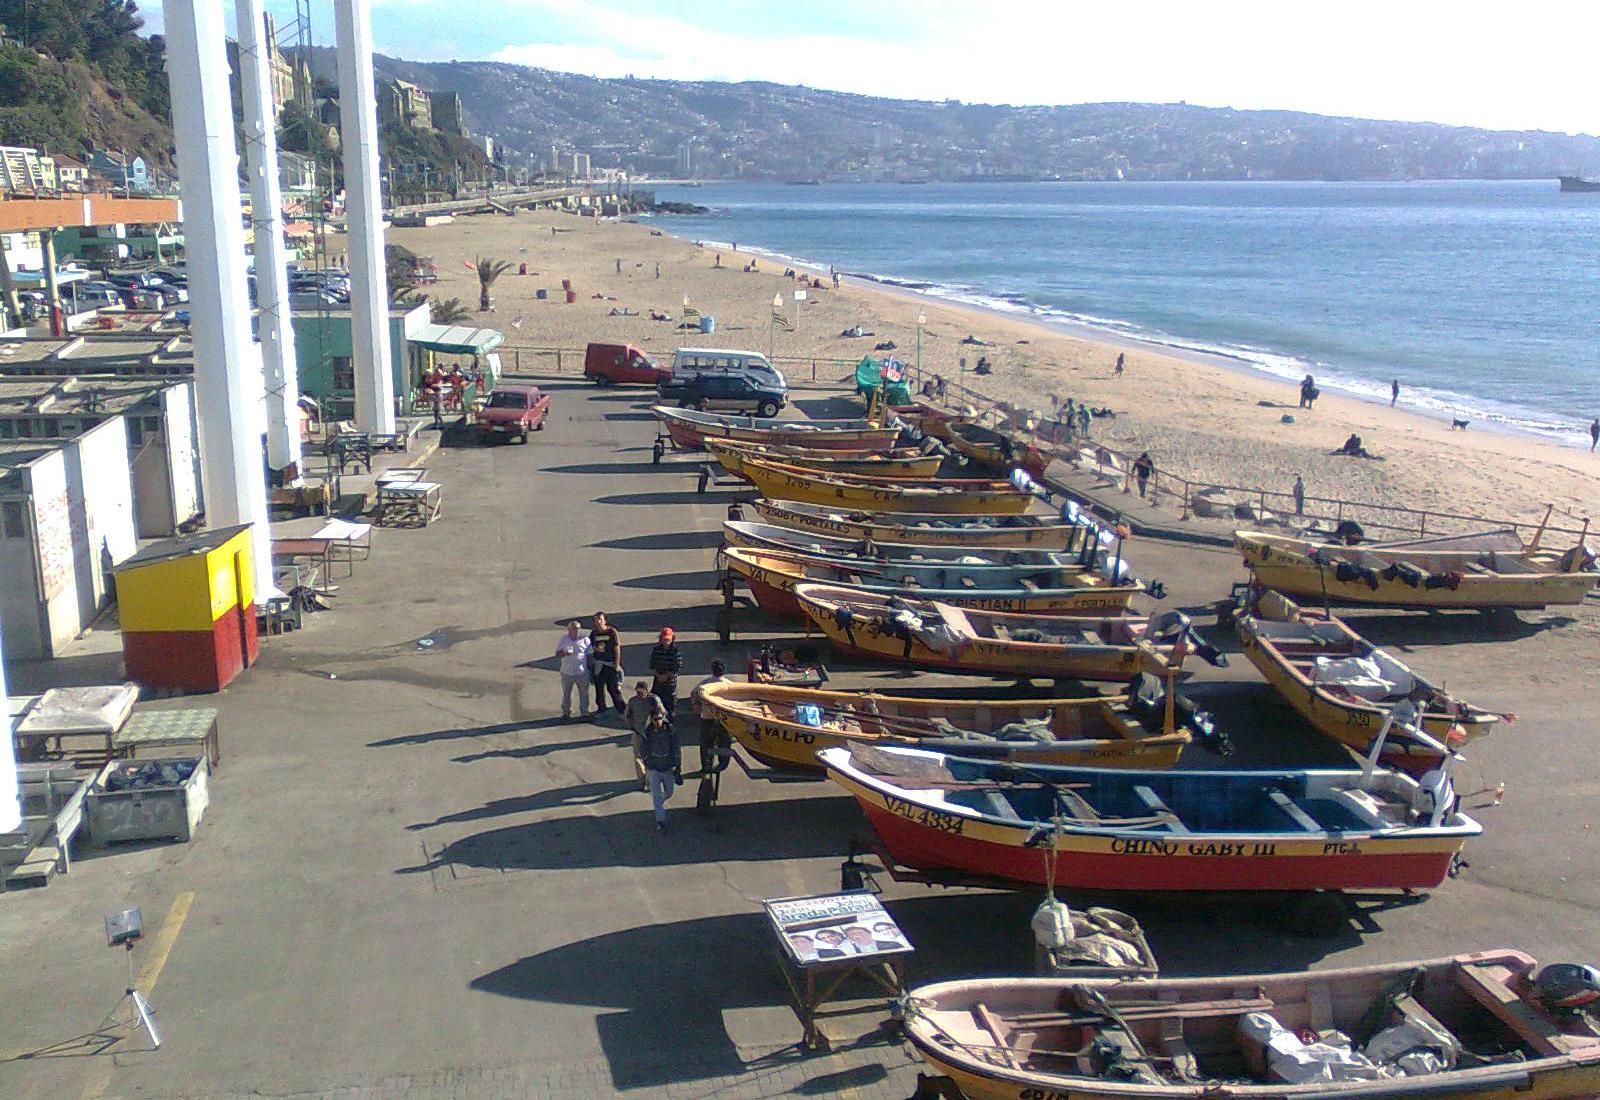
648,627,683,716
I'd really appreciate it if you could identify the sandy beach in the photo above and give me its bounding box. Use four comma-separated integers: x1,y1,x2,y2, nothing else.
384,207,1600,533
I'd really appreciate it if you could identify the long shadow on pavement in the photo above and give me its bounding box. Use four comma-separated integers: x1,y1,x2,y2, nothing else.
591,530,723,551
594,490,727,506
468,890,1359,1092
401,794,852,867
612,569,719,591
1339,608,1574,648
368,716,567,748
541,461,669,475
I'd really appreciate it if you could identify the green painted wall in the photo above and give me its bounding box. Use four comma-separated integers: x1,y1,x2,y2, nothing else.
291,311,416,415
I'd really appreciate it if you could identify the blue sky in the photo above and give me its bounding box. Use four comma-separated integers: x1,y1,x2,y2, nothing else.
157,2,1600,136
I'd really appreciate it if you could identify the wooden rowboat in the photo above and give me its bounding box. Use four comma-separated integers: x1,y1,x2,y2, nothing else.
902,950,1600,1100
1236,525,1598,610
740,458,1033,514
722,519,1092,569
722,547,1142,619
749,499,1092,549
705,438,945,479
821,742,1480,893
699,680,1192,772
652,406,903,451
793,584,1205,681
1236,591,1503,774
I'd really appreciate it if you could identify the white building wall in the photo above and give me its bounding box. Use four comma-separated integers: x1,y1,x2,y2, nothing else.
0,506,43,658
164,382,202,526
21,420,137,657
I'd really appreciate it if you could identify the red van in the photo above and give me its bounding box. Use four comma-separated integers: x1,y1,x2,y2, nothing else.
584,342,670,386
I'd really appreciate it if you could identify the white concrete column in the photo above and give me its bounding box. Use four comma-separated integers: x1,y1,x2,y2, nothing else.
164,1,276,599
334,0,396,434
237,0,305,480
0,627,20,834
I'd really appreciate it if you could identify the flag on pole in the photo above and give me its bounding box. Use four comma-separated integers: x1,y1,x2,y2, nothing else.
682,305,701,322
771,305,793,331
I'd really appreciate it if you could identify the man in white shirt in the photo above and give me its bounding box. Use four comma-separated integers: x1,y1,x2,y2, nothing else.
554,621,591,721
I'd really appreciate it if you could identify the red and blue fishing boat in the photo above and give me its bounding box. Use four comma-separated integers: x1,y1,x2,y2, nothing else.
820,743,1479,894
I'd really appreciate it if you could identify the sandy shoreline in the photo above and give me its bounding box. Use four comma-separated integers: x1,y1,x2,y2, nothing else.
382,208,1600,533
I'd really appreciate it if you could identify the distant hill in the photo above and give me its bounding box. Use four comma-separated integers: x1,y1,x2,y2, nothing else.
311,52,1600,183
0,0,173,167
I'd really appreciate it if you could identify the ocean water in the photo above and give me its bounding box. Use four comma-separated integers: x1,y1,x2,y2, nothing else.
648,181,1600,444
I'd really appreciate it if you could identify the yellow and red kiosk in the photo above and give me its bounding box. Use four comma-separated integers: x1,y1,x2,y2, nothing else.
114,525,259,693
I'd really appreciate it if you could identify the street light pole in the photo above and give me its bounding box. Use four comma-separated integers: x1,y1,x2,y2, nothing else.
916,310,926,393
769,292,783,361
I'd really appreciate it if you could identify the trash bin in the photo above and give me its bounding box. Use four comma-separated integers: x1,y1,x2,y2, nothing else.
699,315,716,334
565,289,578,304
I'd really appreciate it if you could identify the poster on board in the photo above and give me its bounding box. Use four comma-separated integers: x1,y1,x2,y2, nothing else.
764,891,913,968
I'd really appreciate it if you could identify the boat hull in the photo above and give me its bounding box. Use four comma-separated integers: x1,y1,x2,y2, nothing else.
741,461,1033,514
1237,534,1598,609
726,550,1138,621
656,408,901,451
1236,614,1499,773
830,767,1463,892
752,499,1083,548
707,440,944,479
906,955,1600,1100
711,697,1186,772
796,595,1148,680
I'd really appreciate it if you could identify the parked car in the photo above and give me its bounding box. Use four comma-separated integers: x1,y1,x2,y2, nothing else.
476,384,550,443
584,342,670,386
659,369,788,417
661,347,789,414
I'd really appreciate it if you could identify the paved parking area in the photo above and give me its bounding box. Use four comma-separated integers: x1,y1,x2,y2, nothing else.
2,379,1597,1100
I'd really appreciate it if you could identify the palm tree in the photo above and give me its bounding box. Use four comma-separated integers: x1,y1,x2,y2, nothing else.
475,256,512,312
428,296,471,324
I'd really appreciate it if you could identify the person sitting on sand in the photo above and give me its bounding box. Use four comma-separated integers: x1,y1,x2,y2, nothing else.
1333,433,1376,459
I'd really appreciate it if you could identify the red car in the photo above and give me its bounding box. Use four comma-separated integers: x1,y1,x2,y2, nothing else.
476,384,550,443
584,341,670,386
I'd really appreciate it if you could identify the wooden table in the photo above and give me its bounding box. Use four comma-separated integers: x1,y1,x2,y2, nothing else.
114,707,221,768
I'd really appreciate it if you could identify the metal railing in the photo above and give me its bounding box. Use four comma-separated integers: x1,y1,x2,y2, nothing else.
495,344,859,386
914,375,1595,545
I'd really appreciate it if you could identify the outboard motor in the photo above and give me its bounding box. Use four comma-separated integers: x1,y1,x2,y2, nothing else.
1534,964,1600,1016
1147,610,1191,643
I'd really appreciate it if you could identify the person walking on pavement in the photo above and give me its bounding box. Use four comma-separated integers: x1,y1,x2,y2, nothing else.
589,611,625,719
691,660,729,777
649,627,683,716
554,621,591,721
624,681,658,790
641,705,681,833
1293,474,1306,515
1131,451,1154,498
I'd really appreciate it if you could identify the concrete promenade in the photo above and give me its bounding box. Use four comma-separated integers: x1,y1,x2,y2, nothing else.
2,382,1597,1100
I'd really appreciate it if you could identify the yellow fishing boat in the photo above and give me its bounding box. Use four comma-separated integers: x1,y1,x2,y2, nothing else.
705,437,945,480
793,584,1212,681
1234,591,1503,774
902,950,1600,1100
749,499,1091,549
739,457,1034,514
722,546,1142,618
699,680,1192,772
1236,520,1597,609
